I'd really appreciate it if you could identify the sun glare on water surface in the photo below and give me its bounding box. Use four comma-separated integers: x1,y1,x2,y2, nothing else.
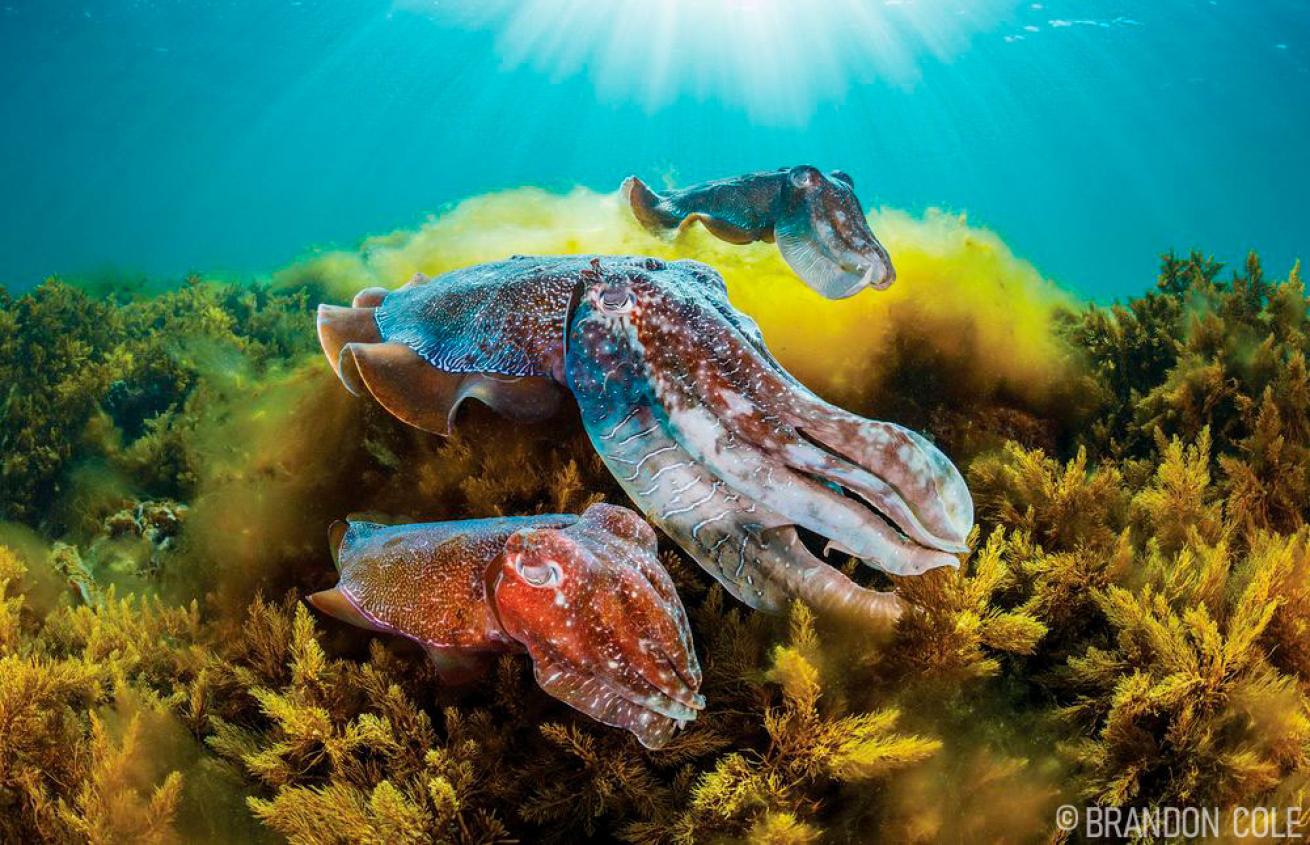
399,0,1019,124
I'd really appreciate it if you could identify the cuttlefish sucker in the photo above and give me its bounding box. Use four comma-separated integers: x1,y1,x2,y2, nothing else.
308,503,704,749
621,165,895,299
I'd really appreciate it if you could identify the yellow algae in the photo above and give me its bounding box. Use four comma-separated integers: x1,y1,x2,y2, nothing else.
277,188,1077,411
721,206,1075,408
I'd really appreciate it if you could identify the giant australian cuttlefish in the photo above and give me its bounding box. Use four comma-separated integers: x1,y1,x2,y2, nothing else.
308,504,702,748
621,165,895,298
316,254,973,629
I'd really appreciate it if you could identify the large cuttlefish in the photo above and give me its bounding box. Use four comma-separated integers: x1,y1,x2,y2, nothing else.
309,503,703,748
318,255,973,625
621,166,895,298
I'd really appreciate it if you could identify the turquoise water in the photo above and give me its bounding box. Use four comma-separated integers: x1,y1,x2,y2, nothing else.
1,0,1305,300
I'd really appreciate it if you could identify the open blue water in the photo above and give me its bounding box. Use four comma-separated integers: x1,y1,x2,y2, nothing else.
1,0,1306,300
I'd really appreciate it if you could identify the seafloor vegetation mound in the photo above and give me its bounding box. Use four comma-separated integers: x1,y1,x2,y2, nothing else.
1,190,1307,843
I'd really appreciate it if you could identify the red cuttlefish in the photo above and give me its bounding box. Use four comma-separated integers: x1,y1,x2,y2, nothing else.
308,503,704,748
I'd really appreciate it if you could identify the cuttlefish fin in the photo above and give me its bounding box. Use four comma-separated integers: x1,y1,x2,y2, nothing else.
621,176,678,233
306,587,390,634
532,656,679,750
327,520,348,572
317,304,382,379
423,646,492,686
677,212,757,245
621,176,760,244
338,341,563,436
351,287,389,308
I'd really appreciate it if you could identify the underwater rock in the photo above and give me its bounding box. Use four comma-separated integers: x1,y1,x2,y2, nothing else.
317,255,972,626
94,499,189,579
309,502,704,748
621,166,895,298
103,499,188,548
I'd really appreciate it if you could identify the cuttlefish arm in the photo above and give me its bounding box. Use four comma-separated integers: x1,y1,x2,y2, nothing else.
621,166,895,298
308,503,703,749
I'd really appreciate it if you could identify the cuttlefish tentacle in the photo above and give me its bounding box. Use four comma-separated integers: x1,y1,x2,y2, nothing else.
621,166,895,298
308,504,703,749
319,255,974,627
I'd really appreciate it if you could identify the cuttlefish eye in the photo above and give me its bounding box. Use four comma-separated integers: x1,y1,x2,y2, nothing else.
788,165,822,189
516,558,564,587
600,285,636,313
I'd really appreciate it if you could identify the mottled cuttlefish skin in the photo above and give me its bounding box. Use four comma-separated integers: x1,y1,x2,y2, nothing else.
620,166,895,299
493,503,703,749
316,262,573,435
307,504,703,749
316,255,974,626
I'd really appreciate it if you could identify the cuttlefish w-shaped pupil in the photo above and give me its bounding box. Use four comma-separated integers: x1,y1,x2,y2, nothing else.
601,285,636,312
517,558,562,587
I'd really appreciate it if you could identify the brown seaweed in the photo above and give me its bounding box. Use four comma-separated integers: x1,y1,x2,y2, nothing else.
2,194,1308,841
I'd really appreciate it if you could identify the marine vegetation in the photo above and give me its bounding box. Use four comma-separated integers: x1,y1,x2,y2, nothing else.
1,188,1308,842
